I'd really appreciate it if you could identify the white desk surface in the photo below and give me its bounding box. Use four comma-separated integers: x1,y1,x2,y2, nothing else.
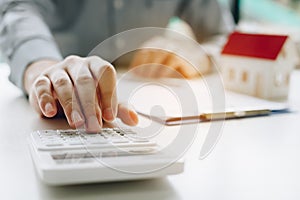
1,63,300,200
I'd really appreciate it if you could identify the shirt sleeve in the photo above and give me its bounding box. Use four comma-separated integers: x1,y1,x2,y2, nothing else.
0,0,62,91
181,0,234,42
181,0,235,67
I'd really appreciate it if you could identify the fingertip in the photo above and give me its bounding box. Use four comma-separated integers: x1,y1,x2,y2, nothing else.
70,110,85,128
118,105,139,126
86,116,102,133
129,110,139,126
44,102,57,117
103,108,115,122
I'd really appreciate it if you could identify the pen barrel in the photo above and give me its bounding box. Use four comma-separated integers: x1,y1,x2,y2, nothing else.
200,109,271,121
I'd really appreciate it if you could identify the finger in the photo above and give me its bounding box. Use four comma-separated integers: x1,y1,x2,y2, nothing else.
117,103,139,126
66,60,101,132
168,53,198,79
144,50,170,78
150,52,181,78
48,69,85,128
176,61,199,78
155,65,180,78
95,95,103,124
89,57,117,123
32,76,57,117
129,49,151,76
176,53,200,78
130,49,149,68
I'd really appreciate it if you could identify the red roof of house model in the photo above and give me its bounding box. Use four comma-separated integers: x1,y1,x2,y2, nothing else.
221,32,288,60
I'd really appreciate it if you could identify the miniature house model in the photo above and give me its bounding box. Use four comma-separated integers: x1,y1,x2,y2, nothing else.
221,32,296,100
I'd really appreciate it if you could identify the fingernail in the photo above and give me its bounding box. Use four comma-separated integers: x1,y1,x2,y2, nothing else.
87,116,101,133
129,110,139,125
45,103,54,114
103,108,114,122
71,110,83,124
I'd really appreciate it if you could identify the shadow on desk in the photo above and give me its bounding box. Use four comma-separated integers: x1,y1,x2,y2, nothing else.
4,95,70,131
37,178,180,200
30,116,70,131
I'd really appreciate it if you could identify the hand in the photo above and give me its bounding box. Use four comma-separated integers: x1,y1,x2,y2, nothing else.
24,56,138,132
129,36,211,79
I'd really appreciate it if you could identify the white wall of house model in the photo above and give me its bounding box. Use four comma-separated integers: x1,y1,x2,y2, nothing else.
221,32,297,100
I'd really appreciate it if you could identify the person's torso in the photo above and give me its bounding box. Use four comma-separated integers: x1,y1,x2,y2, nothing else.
48,0,181,57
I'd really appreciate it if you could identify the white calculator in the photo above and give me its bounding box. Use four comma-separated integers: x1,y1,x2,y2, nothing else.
28,128,184,185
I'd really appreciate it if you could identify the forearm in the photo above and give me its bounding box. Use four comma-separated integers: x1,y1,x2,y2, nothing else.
0,0,62,91
181,0,234,42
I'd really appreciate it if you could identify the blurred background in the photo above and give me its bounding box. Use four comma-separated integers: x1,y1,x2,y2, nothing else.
2,0,300,65
220,0,300,25
219,0,300,68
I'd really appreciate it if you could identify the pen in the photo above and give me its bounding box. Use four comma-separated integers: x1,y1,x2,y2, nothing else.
199,109,271,121
165,109,271,124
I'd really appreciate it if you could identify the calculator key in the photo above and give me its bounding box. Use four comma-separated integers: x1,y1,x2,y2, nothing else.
45,142,64,147
119,129,137,134
110,138,129,143
128,148,157,154
86,138,108,144
41,136,61,141
131,138,150,143
67,139,84,145
69,141,84,145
